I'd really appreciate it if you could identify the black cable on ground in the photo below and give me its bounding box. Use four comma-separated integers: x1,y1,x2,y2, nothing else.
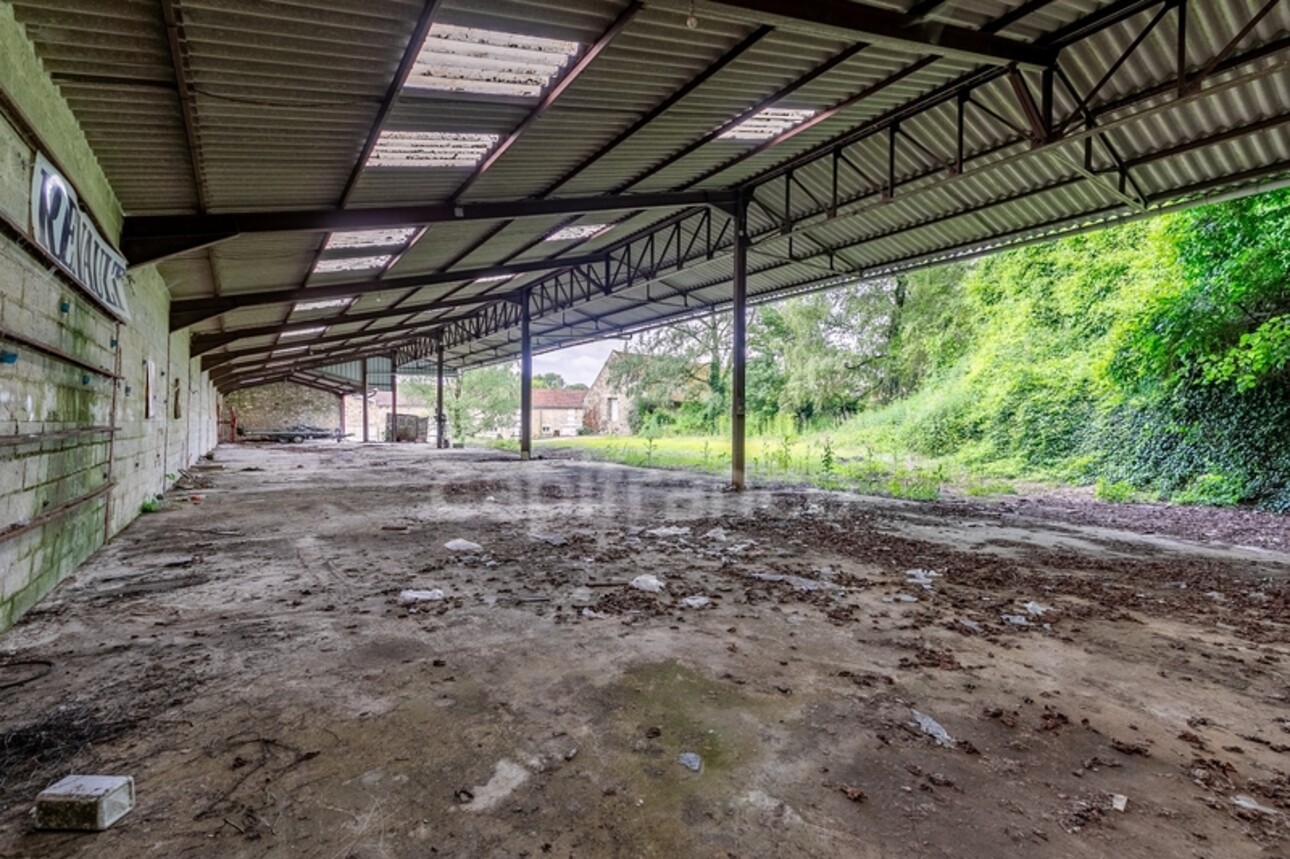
0,660,54,691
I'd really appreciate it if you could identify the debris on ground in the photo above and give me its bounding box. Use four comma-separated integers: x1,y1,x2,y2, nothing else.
911,709,956,748
35,774,135,831
444,539,483,553
1111,739,1151,756
5,444,1289,857
629,574,665,593
750,572,820,591
905,568,940,589
398,589,445,604
645,526,691,538
1232,795,1280,816
678,752,702,772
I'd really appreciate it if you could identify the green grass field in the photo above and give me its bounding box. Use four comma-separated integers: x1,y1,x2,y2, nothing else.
531,433,1026,501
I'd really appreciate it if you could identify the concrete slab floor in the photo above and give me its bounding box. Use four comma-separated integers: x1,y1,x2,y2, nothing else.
1,443,1288,858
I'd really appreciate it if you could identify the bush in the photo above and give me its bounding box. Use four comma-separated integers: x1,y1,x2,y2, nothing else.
1094,477,1135,503
1173,472,1244,506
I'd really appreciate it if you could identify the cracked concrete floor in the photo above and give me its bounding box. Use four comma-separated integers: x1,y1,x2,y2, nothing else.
1,443,1288,858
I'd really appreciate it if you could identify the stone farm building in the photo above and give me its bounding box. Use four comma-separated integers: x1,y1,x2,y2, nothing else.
530,388,587,438
583,351,632,435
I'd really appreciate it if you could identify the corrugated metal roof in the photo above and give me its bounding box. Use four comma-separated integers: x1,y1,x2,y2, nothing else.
8,0,1290,388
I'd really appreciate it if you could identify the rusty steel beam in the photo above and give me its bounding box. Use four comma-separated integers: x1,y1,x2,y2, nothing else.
680,56,939,190
983,0,1065,34
191,300,498,356
450,2,643,203
341,22,771,343
345,31,872,341
341,0,442,207
126,189,736,266
906,0,953,21
201,320,448,371
169,252,607,329
159,0,207,213
708,0,1056,67
545,24,774,194
616,41,873,194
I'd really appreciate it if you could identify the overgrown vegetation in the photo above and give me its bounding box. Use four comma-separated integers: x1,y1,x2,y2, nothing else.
406,365,518,442
554,188,1290,509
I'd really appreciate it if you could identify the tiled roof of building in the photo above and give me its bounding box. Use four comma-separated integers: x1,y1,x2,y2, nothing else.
532,389,587,409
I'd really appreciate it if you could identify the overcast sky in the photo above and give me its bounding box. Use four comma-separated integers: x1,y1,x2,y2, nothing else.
533,338,629,386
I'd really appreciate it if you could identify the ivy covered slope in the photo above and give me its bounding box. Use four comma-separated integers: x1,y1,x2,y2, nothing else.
851,187,1290,510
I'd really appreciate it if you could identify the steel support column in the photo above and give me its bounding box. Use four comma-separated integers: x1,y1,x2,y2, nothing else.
360,358,370,443
390,353,399,443
520,291,533,461
436,339,446,449
338,393,346,443
731,196,749,491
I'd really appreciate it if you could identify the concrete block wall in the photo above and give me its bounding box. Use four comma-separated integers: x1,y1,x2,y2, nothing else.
225,382,341,435
0,8,218,631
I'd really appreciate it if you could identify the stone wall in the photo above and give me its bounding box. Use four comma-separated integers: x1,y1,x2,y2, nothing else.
343,388,435,443
583,354,631,435
0,7,218,631
226,383,340,434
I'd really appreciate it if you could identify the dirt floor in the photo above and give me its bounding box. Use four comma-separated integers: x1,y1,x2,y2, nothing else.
1,443,1288,858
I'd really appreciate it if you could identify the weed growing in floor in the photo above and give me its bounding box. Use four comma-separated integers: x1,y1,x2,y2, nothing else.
1095,477,1136,503
820,437,835,478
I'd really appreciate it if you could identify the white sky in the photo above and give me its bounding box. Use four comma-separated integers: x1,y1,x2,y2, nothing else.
533,338,628,386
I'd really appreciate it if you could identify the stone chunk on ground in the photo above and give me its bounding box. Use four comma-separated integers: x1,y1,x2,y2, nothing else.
36,774,134,831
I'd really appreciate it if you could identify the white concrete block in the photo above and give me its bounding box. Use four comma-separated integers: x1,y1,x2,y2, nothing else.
35,774,134,830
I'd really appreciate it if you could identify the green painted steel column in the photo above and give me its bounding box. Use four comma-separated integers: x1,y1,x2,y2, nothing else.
732,195,748,491
520,291,532,461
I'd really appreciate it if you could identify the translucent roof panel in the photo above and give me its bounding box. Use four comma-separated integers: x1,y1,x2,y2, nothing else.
719,108,816,141
546,224,611,241
312,255,392,274
324,228,418,250
293,298,354,312
407,24,580,99
366,131,500,168
280,327,326,339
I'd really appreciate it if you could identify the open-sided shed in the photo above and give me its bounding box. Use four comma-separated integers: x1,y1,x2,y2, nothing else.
9,0,1289,485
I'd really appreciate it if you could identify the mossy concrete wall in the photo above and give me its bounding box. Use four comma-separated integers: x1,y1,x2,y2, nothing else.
0,8,218,631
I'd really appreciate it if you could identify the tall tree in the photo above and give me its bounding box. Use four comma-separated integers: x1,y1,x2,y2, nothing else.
761,279,901,418
610,312,731,430
407,365,519,440
532,372,567,389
